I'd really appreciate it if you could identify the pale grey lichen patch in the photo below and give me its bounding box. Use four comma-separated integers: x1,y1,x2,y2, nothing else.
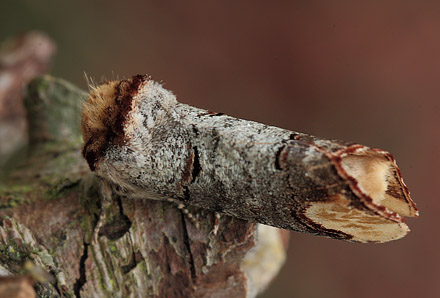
0,217,66,294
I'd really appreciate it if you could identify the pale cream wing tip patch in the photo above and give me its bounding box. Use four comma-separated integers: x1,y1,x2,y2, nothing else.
338,149,418,220
305,195,409,243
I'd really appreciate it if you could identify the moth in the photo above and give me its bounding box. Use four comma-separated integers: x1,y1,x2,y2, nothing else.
81,75,418,243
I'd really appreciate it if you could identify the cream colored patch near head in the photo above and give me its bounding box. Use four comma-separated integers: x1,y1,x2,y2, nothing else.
81,81,119,141
305,195,409,243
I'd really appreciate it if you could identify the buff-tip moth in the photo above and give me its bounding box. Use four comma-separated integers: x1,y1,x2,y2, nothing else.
81,74,418,243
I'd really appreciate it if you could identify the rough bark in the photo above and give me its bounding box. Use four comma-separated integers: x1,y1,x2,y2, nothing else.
0,75,288,297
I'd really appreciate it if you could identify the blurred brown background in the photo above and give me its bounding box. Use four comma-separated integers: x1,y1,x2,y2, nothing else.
1,1,438,297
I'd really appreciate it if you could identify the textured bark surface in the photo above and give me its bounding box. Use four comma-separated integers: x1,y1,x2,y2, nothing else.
0,75,287,297
0,31,56,165
82,75,418,243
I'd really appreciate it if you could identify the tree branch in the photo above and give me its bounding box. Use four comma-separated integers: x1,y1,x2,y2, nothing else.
0,75,288,297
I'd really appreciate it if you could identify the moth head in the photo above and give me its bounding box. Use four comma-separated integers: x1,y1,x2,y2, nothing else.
81,80,119,145
81,75,150,171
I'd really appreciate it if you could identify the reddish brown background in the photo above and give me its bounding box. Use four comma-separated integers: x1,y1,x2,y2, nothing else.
1,1,438,297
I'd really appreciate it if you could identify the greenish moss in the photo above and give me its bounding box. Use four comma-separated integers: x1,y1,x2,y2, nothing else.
0,196,21,208
109,278,116,289
43,177,81,201
0,242,32,273
0,184,33,194
79,176,100,214
37,138,81,154
0,183,34,208
33,77,49,91
139,261,148,273
80,217,89,232
25,75,86,143
35,282,58,298
108,242,119,255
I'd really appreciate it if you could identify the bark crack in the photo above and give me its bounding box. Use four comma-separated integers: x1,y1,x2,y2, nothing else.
73,241,89,298
180,212,196,282
191,146,201,183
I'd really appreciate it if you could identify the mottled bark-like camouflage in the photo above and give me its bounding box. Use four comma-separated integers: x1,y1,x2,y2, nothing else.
82,75,418,243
